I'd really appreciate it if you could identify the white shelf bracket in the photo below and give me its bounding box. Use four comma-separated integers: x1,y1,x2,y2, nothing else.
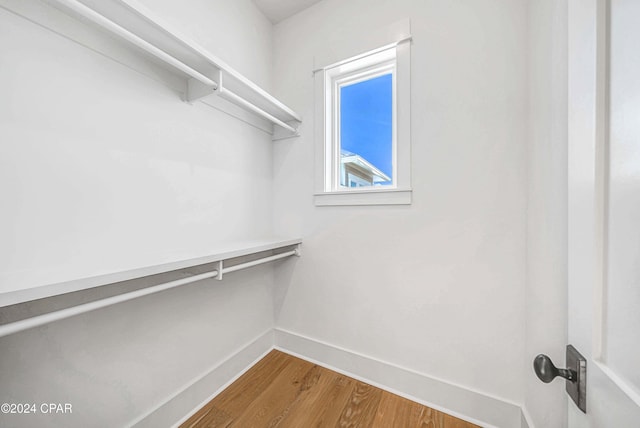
294,243,302,257
187,69,220,103
272,121,301,141
216,260,224,281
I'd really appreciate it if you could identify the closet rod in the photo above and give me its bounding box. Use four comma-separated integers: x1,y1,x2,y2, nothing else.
0,249,298,338
51,0,218,88
223,249,297,274
218,87,298,134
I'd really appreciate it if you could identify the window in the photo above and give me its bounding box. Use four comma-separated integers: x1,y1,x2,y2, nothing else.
333,51,395,190
314,40,411,206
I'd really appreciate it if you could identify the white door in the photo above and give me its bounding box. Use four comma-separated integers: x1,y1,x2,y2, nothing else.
568,0,640,426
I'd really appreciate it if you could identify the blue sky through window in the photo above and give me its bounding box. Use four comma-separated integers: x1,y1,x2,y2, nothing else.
340,73,393,182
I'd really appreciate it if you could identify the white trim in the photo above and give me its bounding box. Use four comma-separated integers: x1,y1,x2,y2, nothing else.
592,0,610,364
315,188,412,206
129,329,274,428
521,405,535,428
395,39,411,191
274,327,523,428
593,359,640,408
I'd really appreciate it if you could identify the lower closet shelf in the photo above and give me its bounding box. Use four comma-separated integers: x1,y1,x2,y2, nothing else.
0,238,302,338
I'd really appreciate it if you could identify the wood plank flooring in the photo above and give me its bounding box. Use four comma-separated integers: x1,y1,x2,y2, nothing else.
180,350,480,428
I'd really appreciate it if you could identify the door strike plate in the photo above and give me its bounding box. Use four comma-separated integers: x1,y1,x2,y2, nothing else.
566,344,587,413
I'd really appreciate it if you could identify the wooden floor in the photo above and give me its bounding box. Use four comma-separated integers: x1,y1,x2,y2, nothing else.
181,350,480,428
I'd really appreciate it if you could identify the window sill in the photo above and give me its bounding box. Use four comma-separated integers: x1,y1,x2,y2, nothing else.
314,188,412,206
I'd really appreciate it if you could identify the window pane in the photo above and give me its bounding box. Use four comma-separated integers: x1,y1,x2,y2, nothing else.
340,73,393,187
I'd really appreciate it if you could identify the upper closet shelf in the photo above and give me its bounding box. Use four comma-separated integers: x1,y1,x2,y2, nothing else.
46,0,301,140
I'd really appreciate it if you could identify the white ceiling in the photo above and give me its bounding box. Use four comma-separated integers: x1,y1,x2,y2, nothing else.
253,0,323,24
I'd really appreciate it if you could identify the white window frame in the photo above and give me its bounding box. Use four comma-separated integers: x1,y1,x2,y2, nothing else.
328,51,396,191
314,29,412,206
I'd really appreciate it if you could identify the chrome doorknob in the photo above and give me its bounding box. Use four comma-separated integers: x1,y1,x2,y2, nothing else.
533,354,576,383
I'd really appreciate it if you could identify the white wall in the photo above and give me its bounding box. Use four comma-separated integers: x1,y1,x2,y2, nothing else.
524,0,569,426
272,0,528,407
0,0,275,426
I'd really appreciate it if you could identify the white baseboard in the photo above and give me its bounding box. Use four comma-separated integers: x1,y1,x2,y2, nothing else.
274,328,523,428
130,329,274,428
130,327,529,428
